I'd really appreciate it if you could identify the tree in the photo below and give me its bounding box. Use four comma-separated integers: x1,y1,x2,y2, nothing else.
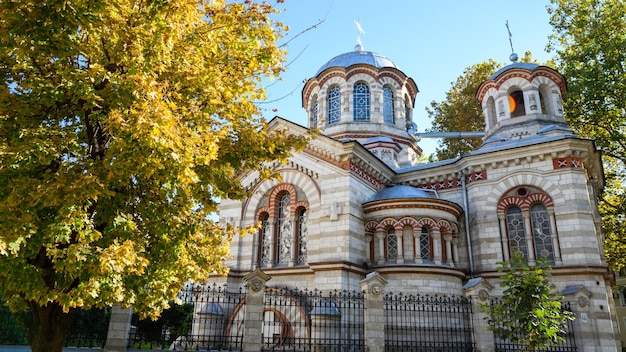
0,1,307,351
485,252,575,351
426,52,539,161
426,59,500,161
548,0,626,272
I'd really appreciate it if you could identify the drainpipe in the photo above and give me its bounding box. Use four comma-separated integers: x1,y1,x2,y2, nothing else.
461,170,474,277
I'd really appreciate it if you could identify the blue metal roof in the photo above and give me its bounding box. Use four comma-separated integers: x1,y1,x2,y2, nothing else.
489,62,540,80
315,48,400,76
369,185,435,202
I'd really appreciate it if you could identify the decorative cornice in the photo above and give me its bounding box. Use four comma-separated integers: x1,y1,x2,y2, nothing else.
406,170,487,191
350,162,385,189
363,198,463,218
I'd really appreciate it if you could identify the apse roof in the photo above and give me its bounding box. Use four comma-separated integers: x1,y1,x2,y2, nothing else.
315,46,400,76
368,185,436,202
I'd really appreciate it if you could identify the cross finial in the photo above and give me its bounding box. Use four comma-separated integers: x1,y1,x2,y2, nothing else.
506,20,518,62
354,18,365,50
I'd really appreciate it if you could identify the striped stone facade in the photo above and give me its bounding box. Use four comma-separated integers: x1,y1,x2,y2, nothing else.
216,49,621,351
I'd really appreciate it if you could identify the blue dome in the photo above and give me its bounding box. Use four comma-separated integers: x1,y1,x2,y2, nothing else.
315,48,400,76
369,185,435,202
489,62,540,80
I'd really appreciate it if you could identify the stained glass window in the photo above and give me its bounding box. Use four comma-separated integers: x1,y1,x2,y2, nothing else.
276,193,291,265
327,86,341,125
353,82,370,121
530,203,554,262
259,213,270,267
383,86,394,124
386,228,397,261
297,208,308,264
506,206,528,259
420,226,430,260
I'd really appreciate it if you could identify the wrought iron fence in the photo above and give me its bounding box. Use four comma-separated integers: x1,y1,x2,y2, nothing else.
384,292,476,352
490,299,577,352
0,300,110,348
128,283,246,350
261,287,365,352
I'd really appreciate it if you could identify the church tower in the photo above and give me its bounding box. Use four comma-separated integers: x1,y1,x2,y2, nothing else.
302,45,421,169
476,54,572,143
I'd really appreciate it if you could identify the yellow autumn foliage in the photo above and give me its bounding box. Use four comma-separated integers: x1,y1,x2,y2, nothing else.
0,1,307,347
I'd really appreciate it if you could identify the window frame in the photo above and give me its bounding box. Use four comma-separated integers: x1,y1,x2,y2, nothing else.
383,86,394,124
353,82,371,121
327,86,341,125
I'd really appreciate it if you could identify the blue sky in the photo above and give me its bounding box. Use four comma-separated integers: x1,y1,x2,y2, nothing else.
259,0,557,156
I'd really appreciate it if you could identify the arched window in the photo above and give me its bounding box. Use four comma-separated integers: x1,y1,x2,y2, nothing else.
404,94,412,130
419,226,431,261
506,206,528,259
296,207,308,265
509,90,525,117
310,95,319,128
258,213,270,267
327,86,341,125
275,193,291,265
353,82,370,121
499,186,560,265
487,96,497,130
386,228,397,261
383,86,394,124
530,203,554,262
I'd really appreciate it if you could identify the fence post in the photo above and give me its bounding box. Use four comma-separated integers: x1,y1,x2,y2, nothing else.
242,268,270,352
463,277,495,352
359,271,387,352
103,305,133,352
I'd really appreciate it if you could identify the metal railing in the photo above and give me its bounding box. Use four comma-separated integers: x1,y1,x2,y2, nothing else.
490,299,577,352
0,301,110,348
384,293,475,351
261,288,365,352
128,283,246,351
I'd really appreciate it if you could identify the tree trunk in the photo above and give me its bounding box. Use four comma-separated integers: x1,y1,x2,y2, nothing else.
29,300,76,352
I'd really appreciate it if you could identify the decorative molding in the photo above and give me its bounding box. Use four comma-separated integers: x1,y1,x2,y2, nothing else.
413,170,487,191
553,157,584,169
350,162,385,189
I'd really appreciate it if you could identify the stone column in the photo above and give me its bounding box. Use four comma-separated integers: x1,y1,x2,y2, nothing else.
360,272,388,352
289,216,297,267
522,212,536,265
547,209,563,265
103,305,133,352
452,237,459,265
242,268,271,352
376,231,385,265
443,234,453,267
498,214,509,262
403,227,414,262
431,229,442,265
395,226,404,264
463,278,495,352
251,231,259,270
413,229,423,264
267,218,276,268
365,236,372,265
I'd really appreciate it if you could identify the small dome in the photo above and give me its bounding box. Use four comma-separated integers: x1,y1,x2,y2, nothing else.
363,136,395,144
369,185,435,202
489,62,540,80
315,50,400,76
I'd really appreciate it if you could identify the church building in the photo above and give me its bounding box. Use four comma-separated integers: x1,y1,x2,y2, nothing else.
216,45,621,351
